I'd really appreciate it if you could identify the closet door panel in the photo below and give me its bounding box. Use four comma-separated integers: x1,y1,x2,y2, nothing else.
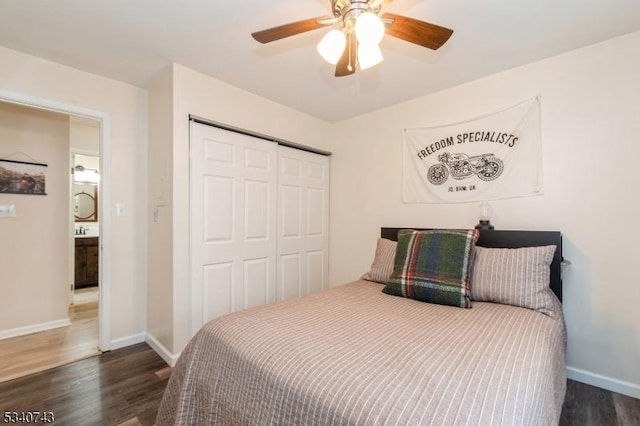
307,188,325,236
204,176,234,243
244,258,270,308
203,263,233,323
244,180,269,240
245,147,270,170
280,185,302,238
281,156,302,177
277,146,330,301
307,250,325,295
280,253,302,300
205,140,233,167
191,123,277,335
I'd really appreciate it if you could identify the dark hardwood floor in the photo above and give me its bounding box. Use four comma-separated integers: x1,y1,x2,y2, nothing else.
0,343,170,426
0,342,638,425
560,379,640,426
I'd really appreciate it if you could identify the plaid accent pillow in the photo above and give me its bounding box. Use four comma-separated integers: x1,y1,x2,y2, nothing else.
471,245,558,316
383,229,479,308
361,238,397,284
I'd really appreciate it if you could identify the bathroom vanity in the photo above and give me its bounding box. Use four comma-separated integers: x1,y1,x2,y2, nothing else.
74,236,99,288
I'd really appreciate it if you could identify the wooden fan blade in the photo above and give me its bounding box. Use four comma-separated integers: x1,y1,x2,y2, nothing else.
382,13,453,50
335,32,357,77
252,16,332,44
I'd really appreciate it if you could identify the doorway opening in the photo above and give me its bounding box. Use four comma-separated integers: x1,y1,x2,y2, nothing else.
0,96,110,382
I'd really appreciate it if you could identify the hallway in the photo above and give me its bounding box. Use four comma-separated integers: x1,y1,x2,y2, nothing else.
0,288,99,383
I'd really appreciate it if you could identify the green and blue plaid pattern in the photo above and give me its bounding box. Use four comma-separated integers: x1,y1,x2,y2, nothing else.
383,229,479,308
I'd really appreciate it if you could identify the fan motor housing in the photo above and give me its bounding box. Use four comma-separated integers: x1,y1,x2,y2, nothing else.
332,0,380,30
331,0,355,17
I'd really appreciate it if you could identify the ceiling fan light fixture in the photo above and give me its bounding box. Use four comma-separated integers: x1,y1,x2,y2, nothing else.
357,42,383,70
251,2,454,78
355,12,385,45
317,29,346,65
74,166,100,184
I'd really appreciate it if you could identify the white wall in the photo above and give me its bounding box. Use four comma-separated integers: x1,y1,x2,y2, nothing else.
146,63,333,358
0,102,69,334
70,119,100,155
0,45,149,346
147,65,174,355
327,31,640,397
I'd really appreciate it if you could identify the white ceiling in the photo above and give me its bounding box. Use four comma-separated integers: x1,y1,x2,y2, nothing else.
1,0,639,122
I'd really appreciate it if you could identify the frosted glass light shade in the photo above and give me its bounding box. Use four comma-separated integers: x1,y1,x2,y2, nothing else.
358,42,383,70
74,169,100,184
317,29,346,64
355,12,385,45
480,202,490,221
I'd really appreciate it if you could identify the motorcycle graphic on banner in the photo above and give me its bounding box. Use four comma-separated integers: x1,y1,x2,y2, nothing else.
427,152,504,185
403,98,543,203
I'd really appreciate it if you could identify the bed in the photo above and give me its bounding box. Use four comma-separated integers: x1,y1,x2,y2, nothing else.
157,228,566,425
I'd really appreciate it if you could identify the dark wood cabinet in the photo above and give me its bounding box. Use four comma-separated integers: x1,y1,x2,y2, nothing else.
74,237,99,288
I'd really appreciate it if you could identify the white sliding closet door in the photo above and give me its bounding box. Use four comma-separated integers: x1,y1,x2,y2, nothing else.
190,122,277,335
277,146,330,300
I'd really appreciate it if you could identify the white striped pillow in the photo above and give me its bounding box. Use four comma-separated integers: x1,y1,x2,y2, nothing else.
361,238,397,284
471,245,557,316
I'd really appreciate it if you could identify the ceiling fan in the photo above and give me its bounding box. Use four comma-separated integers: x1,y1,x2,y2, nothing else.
251,0,453,77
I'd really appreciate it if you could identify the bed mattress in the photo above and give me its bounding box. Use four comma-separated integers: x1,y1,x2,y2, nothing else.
157,280,566,425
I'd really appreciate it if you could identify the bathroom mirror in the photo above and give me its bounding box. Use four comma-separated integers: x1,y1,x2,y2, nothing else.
74,184,98,222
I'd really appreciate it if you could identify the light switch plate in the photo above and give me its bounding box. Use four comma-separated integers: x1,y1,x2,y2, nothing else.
116,203,127,217
0,204,16,218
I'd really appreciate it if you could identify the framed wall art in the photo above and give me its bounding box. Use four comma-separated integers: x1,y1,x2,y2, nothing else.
0,159,48,195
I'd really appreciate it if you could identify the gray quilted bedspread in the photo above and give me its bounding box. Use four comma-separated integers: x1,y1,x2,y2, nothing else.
157,280,566,425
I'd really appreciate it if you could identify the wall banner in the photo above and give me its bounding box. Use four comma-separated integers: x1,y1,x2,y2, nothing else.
403,98,543,203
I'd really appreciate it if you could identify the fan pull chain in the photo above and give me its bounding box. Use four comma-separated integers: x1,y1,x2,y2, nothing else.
347,33,353,72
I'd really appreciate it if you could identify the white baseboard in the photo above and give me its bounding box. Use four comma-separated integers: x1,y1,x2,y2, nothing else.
145,333,180,367
0,318,71,340
567,366,640,398
110,333,146,350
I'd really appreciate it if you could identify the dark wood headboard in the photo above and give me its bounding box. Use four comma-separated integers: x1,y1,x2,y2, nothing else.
381,228,563,302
